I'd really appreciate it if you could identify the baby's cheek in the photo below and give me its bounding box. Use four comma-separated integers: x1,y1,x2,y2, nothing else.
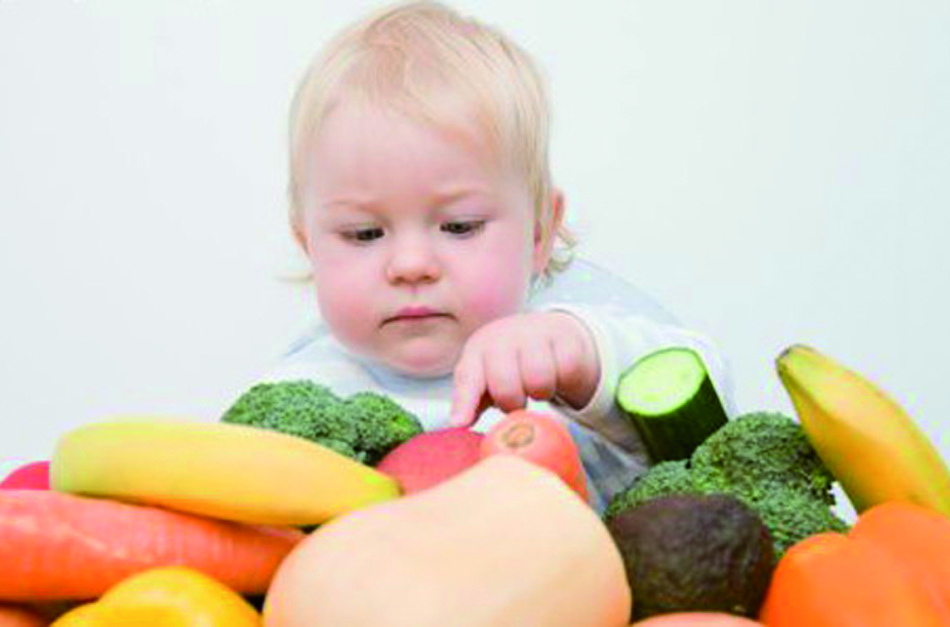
462,267,530,323
315,273,375,343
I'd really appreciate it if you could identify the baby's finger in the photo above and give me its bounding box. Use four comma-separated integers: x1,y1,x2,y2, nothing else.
518,341,558,401
484,347,527,413
449,353,487,427
552,335,587,388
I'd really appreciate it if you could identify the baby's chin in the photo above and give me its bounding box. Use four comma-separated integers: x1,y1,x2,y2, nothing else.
377,343,461,379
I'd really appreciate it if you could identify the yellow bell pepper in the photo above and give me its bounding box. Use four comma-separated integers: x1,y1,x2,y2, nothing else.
51,566,260,626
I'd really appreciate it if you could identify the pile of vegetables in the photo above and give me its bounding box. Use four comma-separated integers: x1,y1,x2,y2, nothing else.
605,411,849,560
0,384,426,624
600,344,950,624
0,344,948,626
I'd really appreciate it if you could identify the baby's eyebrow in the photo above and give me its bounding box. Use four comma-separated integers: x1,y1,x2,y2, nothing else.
431,186,492,204
319,196,378,213
320,186,494,211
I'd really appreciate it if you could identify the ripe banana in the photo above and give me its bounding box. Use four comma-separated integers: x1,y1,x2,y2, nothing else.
776,344,950,517
51,419,400,526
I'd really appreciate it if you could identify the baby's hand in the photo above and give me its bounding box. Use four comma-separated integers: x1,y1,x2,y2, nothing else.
448,312,600,427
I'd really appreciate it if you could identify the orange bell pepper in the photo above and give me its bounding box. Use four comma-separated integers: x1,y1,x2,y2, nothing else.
760,501,950,626
50,566,259,626
848,501,950,621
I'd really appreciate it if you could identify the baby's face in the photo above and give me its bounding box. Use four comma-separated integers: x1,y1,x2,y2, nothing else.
297,101,544,377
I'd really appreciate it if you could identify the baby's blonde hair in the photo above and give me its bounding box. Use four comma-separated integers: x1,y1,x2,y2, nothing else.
287,0,575,278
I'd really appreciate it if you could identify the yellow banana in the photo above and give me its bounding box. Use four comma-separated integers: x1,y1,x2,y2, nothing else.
776,344,950,517
51,419,400,526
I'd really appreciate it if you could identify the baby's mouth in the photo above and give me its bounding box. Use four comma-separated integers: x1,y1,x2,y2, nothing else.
382,308,454,326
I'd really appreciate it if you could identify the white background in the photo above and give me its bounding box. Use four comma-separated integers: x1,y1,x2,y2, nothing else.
1,0,948,512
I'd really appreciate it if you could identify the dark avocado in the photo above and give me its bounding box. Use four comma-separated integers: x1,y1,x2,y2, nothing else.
605,493,774,621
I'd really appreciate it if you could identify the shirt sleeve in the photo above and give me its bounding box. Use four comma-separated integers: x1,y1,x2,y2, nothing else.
542,302,739,450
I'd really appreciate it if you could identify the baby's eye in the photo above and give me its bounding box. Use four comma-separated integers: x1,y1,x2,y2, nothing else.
341,226,385,243
441,220,485,237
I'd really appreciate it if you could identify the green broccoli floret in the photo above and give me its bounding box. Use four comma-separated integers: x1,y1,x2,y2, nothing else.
691,411,836,505
221,380,423,464
743,487,850,558
604,460,697,521
221,381,356,450
605,411,849,560
344,391,425,465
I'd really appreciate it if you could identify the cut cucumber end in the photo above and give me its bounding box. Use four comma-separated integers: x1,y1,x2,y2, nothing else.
616,347,729,462
617,347,706,416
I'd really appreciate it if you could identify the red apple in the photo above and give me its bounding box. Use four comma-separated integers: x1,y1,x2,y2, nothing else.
376,428,484,494
0,461,50,490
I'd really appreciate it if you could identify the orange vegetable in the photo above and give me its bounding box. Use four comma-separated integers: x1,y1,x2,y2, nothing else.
0,604,48,627
848,501,950,621
0,490,303,601
265,456,629,626
632,613,763,626
759,531,945,627
480,410,588,500
52,606,184,626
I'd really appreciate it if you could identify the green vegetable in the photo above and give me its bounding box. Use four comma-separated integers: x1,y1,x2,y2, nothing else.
221,380,423,465
343,391,426,465
616,347,729,462
690,411,836,505
605,411,849,559
603,460,695,519
751,485,849,557
606,494,774,621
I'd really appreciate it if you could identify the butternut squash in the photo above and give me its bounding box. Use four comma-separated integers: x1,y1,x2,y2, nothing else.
263,455,630,627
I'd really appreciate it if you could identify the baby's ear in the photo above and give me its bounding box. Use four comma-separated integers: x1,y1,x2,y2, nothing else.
533,188,565,274
292,220,311,256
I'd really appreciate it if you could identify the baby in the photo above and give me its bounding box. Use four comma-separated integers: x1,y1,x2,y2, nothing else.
267,0,735,510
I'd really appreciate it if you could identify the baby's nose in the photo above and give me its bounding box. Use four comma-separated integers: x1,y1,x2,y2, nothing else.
385,236,441,284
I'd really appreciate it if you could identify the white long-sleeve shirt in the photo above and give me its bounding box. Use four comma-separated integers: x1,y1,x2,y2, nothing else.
263,258,738,512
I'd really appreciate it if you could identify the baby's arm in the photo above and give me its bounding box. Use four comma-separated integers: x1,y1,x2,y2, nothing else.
447,304,736,449
538,304,737,454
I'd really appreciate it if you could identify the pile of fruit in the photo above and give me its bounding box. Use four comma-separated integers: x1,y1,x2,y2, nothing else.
0,344,948,626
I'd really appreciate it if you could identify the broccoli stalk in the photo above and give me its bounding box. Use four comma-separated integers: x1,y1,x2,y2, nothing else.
221,380,423,464
605,411,850,560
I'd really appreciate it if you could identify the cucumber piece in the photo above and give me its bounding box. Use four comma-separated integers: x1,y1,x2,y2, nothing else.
617,347,728,462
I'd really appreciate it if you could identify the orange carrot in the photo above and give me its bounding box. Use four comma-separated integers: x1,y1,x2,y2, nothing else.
0,490,304,601
480,410,588,500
